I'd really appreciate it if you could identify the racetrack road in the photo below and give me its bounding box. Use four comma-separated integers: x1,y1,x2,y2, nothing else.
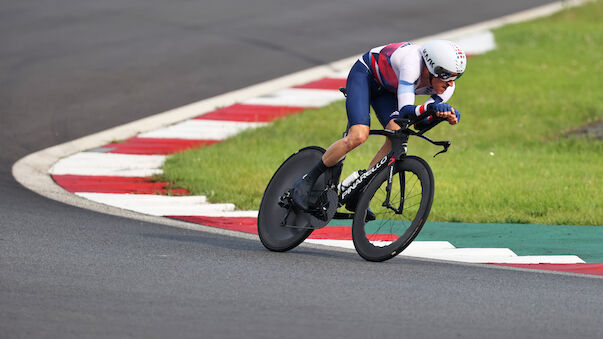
3,1,603,338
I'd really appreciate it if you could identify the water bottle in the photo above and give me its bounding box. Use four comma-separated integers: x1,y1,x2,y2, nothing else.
338,170,364,192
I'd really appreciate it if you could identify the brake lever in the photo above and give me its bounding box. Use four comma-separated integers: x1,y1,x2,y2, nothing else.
432,141,451,157
409,133,451,157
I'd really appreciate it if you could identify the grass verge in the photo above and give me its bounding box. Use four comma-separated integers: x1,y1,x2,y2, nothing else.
161,1,602,225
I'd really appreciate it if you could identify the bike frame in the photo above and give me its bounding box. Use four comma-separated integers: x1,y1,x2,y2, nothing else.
338,130,406,205
262,88,454,255
334,116,450,215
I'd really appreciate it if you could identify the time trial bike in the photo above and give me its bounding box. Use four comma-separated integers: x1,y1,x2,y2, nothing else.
257,88,451,262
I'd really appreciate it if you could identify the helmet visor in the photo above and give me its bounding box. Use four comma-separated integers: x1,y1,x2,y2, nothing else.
433,66,463,81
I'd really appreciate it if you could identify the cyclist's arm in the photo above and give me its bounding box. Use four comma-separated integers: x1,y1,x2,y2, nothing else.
413,84,457,124
396,89,454,121
423,83,455,105
397,79,456,120
392,49,457,122
396,84,418,119
393,49,424,119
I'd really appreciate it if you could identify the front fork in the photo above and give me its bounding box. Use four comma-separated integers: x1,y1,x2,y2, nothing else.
382,142,407,214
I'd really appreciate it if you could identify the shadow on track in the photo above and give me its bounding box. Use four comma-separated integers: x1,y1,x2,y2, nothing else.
141,231,366,261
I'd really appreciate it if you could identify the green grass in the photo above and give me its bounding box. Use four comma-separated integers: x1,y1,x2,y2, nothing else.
161,1,603,225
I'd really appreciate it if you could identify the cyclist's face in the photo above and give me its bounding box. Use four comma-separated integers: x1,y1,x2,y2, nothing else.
430,76,454,94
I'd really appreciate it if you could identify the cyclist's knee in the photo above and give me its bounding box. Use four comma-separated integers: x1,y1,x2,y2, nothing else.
385,119,401,130
344,125,369,150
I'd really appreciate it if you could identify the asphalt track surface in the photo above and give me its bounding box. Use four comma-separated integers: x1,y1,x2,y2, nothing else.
2,1,603,338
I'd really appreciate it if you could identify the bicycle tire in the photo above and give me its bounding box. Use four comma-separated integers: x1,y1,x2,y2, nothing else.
352,156,434,262
258,146,327,252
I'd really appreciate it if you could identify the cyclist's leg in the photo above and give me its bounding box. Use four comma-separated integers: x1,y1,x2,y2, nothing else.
292,57,372,209
321,54,374,165
321,125,369,166
368,91,399,167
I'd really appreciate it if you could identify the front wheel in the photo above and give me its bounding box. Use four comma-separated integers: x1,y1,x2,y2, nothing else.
352,156,435,262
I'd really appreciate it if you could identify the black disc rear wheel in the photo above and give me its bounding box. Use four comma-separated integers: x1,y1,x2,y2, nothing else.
258,147,327,252
352,156,434,262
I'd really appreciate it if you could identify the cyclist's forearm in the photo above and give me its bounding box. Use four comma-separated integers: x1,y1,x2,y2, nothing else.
399,104,428,119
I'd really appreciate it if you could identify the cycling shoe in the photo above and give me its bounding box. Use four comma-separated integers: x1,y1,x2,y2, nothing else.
291,175,313,211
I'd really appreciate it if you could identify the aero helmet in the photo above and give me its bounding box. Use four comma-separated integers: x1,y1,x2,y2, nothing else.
421,40,466,81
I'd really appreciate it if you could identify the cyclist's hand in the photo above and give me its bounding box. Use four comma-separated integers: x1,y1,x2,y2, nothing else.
443,108,461,125
452,108,461,124
431,103,459,125
432,102,452,114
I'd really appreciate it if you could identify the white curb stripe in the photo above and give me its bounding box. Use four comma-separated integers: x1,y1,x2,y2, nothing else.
331,71,350,78
402,248,517,263
306,240,455,251
242,88,344,107
402,250,588,264
76,192,236,216
303,239,587,264
49,153,165,177
484,255,585,264
456,31,497,55
171,210,260,218
75,193,208,204
138,120,267,140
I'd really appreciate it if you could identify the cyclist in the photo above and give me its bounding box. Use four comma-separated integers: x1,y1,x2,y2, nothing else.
292,39,466,211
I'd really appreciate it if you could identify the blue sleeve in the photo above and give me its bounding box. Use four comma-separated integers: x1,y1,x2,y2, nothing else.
399,104,417,119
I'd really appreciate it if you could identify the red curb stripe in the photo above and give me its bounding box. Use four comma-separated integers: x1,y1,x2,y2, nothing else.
167,216,402,241
101,137,218,155
168,216,351,238
52,175,190,195
293,77,347,90
169,215,354,239
168,216,258,233
196,104,306,122
490,263,603,276
310,226,352,239
167,216,352,240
